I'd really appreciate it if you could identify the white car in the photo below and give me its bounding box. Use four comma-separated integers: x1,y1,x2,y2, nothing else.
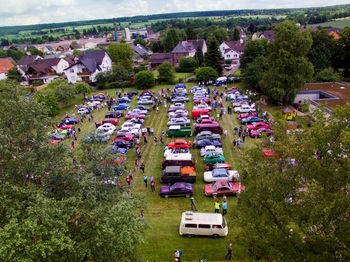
87,101,101,107
163,147,190,158
128,108,149,115
118,127,139,136
234,104,256,114
77,108,90,115
122,121,141,130
203,168,240,183
96,125,116,137
200,145,223,157
168,110,188,119
97,123,116,133
194,104,212,111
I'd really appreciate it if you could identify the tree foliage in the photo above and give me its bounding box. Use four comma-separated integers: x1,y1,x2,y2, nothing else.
134,70,155,89
107,43,134,71
29,47,43,56
6,67,22,82
315,67,342,82
47,79,77,104
235,106,350,261
195,45,204,67
133,37,147,47
178,56,197,73
260,20,314,104
205,36,222,75
74,81,93,95
186,27,197,40
195,66,218,82
157,62,175,84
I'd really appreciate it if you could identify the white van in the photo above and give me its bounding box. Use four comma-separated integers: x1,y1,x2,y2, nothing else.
179,211,228,238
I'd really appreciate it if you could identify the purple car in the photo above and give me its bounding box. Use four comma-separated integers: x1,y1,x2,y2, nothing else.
159,182,194,198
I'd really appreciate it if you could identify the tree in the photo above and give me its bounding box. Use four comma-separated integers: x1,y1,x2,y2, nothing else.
213,28,228,44
150,40,161,53
205,36,222,75
242,56,268,91
336,27,350,76
36,90,59,116
29,47,43,56
195,45,204,67
134,70,155,89
195,66,218,82
72,49,82,55
235,106,350,261
260,20,314,104
240,39,269,70
233,27,240,41
47,79,76,104
0,83,146,261
107,43,134,71
6,67,22,82
74,82,93,96
133,37,147,47
157,62,175,84
178,56,197,72
315,67,342,82
186,27,197,40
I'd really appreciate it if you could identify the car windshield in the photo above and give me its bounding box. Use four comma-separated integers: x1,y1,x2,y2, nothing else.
185,184,192,190
213,169,228,177
212,183,218,191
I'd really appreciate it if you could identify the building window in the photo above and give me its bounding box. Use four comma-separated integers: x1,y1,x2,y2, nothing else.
70,69,74,73
81,77,90,81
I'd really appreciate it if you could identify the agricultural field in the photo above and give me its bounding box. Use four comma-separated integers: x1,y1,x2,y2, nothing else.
56,81,268,261
307,17,350,28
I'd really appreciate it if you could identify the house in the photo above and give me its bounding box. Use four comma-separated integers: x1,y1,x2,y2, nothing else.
44,54,66,59
219,40,246,64
56,45,69,53
132,44,150,62
0,58,15,80
171,40,207,66
16,55,42,78
64,50,112,83
252,30,274,42
150,53,172,68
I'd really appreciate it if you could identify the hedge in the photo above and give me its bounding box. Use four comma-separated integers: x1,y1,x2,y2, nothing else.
106,81,134,89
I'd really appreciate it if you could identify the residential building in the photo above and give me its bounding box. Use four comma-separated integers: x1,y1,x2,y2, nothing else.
150,53,172,68
64,50,112,83
16,55,42,77
219,40,246,64
171,40,207,66
132,44,150,62
0,58,15,80
252,30,274,42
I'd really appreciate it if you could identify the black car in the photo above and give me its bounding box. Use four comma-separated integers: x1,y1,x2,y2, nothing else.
127,91,138,97
105,111,124,118
133,105,150,111
61,117,80,124
196,139,223,148
113,139,133,149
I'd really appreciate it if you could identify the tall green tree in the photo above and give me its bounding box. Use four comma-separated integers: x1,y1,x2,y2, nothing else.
233,27,240,41
195,45,204,67
235,106,350,261
134,70,155,89
74,81,93,96
186,27,197,40
6,67,22,82
178,56,198,73
107,43,134,71
260,20,314,104
213,28,228,44
240,39,269,70
157,62,175,84
205,36,222,75
195,66,218,82
337,27,350,76
133,37,147,47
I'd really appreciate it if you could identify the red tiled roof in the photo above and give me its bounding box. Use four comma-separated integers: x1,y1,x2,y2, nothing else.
0,58,15,74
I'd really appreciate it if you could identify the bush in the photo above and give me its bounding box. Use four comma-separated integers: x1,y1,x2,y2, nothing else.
106,81,134,89
315,67,342,82
195,67,218,83
158,62,175,84
175,67,194,73
75,82,93,95
178,56,197,73
36,91,59,116
134,71,155,90
32,80,44,86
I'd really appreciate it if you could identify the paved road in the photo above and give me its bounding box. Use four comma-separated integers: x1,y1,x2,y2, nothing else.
225,62,240,76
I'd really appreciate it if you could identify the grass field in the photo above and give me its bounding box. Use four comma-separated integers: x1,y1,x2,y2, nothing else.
307,17,350,28
58,82,263,261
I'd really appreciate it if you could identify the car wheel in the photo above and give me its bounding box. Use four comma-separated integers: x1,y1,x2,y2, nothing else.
186,234,193,238
164,195,169,198
212,234,220,239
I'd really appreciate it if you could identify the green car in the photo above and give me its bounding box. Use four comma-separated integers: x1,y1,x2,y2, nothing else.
48,129,68,136
167,125,192,137
204,153,225,164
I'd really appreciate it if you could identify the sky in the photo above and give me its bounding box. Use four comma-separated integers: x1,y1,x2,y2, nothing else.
0,0,349,26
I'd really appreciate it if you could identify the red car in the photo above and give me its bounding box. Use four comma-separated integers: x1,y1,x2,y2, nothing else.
50,140,61,145
204,181,245,197
200,119,217,124
250,127,273,138
114,133,135,142
167,139,191,149
56,124,73,130
194,98,211,104
96,118,119,127
205,162,232,171
246,121,271,132
237,112,258,119
125,113,145,120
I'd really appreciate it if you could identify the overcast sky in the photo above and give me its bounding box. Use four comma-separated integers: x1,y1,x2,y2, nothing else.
0,0,349,26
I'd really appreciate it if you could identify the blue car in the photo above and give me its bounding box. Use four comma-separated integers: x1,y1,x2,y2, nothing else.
112,145,128,155
240,116,265,125
113,103,130,110
118,97,132,103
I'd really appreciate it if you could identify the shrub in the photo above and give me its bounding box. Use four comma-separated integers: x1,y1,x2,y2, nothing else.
134,71,155,90
157,62,175,84
195,67,218,83
315,67,342,82
106,81,134,89
178,56,197,73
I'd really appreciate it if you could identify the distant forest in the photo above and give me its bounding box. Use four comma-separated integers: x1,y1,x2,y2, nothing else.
0,4,349,36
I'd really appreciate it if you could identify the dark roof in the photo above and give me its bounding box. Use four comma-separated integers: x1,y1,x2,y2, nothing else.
17,55,41,66
64,56,75,66
262,30,274,41
70,44,83,49
132,44,148,56
171,40,205,54
26,63,53,75
223,41,246,53
34,58,61,67
64,50,107,73
150,53,171,64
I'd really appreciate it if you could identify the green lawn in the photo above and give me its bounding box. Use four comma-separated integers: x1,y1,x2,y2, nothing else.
58,83,260,261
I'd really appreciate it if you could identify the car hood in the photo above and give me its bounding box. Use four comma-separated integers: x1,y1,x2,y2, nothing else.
159,185,170,194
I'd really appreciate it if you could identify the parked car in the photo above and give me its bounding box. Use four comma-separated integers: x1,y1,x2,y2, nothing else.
240,116,265,125
48,129,68,136
204,153,225,164
122,121,141,130
168,104,186,112
61,117,80,125
137,99,153,105
113,104,130,110
203,168,240,183
56,124,73,130
118,97,132,103
118,127,139,136
194,123,223,135
160,182,194,198
164,147,190,158
200,145,223,157
237,112,259,119
168,110,188,119
197,115,215,123
205,162,232,171
113,133,134,142
96,123,116,134
167,125,192,137
129,108,149,115
195,131,221,142
133,105,150,111
193,98,211,105
112,139,133,149
171,96,189,103
204,181,245,197
167,139,191,149
94,131,112,142
234,104,256,114
111,146,128,155
250,127,273,138
96,118,119,127
167,118,191,127
194,104,212,111
105,111,124,118
160,166,196,183
246,121,271,132
77,107,90,115
48,133,66,140
196,139,223,149
191,109,211,119
125,113,145,120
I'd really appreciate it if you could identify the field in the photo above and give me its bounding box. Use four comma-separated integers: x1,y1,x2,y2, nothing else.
307,17,350,28
57,81,264,261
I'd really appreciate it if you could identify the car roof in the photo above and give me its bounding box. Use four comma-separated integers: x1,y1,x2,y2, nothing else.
181,212,223,224
216,181,230,188
165,166,181,173
212,169,227,176
169,125,180,130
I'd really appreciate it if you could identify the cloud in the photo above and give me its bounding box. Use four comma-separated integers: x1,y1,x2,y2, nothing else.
0,0,349,26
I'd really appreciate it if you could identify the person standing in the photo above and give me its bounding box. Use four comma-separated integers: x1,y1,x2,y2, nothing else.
234,126,238,136
71,140,75,149
129,170,133,181
154,136,158,145
242,133,246,143
190,197,198,211
214,200,220,213
126,176,131,186
143,175,148,187
238,126,242,137
224,129,227,138
143,134,147,145
150,179,155,193
224,243,233,260
232,139,236,149
222,200,227,216
140,163,145,173
237,138,241,150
